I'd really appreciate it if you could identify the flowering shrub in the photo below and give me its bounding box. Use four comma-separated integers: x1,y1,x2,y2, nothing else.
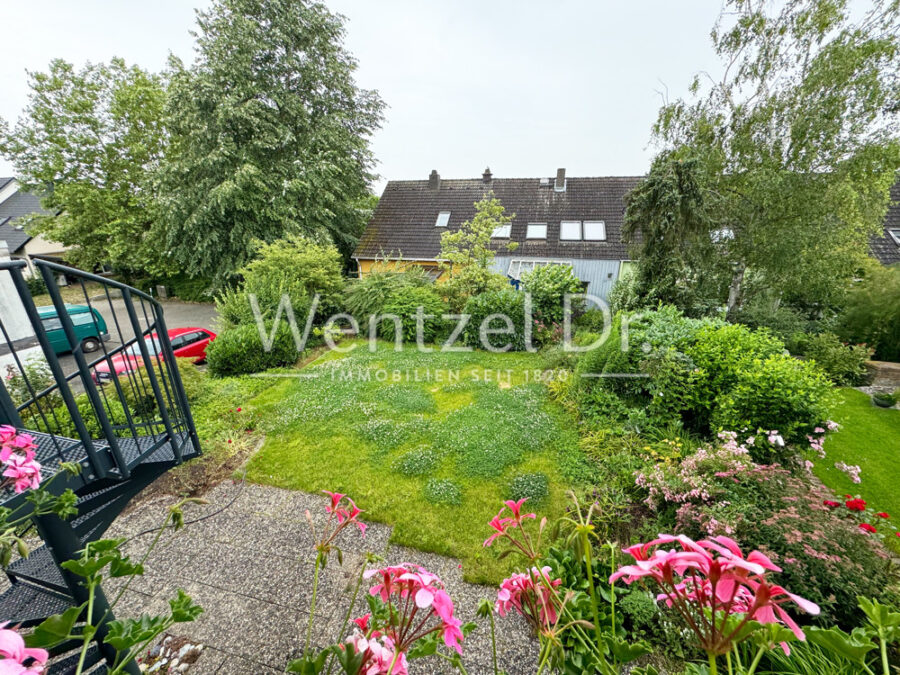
611,534,820,673
635,436,896,627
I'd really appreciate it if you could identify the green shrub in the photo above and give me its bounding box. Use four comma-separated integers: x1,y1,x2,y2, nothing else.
521,264,584,326
508,472,549,504
837,262,900,362
462,289,527,351
206,322,300,377
216,235,343,327
343,267,432,322
712,354,832,441
801,332,872,386
377,285,446,343
607,272,642,314
733,298,817,341
25,274,47,297
423,478,462,506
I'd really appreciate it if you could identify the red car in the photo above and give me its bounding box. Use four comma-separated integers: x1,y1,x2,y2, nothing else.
93,327,216,383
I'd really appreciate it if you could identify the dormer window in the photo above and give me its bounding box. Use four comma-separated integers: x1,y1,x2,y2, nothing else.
559,220,606,241
491,224,512,238
435,211,451,227
890,228,900,245
583,221,606,241
526,223,547,239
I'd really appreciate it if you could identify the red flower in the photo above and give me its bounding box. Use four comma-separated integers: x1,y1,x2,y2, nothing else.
845,498,867,512
859,523,877,534
877,512,889,519
236,407,242,412
823,500,841,508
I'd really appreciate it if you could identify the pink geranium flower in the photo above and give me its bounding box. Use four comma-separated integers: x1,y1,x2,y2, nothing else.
496,566,563,632
0,623,48,673
2,455,41,494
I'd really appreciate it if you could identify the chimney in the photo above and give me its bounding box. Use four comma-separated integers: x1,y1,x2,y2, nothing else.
482,167,492,184
554,168,566,192
428,169,441,190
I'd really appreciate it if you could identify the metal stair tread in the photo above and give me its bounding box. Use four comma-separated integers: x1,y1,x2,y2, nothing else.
0,582,73,626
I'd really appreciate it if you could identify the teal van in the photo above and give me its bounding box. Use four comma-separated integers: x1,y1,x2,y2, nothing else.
37,305,109,355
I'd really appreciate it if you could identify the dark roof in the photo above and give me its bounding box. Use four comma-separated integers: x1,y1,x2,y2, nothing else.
0,178,55,253
871,182,900,265
354,174,642,261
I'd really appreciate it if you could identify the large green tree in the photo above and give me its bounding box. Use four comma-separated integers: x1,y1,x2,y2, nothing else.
628,0,900,316
154,0,384,283
0,58,167,273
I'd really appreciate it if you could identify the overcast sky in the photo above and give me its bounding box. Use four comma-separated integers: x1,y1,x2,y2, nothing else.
0,1,726,192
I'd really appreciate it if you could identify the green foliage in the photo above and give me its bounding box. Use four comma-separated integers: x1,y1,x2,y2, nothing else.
646,1,900,314
462,289,528,352
25,274,47,297
439,192,515,310
378,285,446,343
154,0,384,282
423,478,462,506
837,263,900,362
392,446,440,476
521,264,584,326
343,267,432,322
802,332,872,386
217,235,343,327
0,58,167,274
712,354,833,441
206,321,300,377
507,472,549,504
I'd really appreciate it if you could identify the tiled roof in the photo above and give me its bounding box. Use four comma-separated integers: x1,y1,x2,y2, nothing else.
354,174,642,261
871,182,900,265
0,179,56,254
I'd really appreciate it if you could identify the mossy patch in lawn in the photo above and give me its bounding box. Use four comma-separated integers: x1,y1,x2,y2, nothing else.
243,340,580,582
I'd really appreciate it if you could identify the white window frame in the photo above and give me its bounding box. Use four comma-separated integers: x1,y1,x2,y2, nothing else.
583,221,606,241
560,221,582,241
890,228,900,245
507,258,565,280
526,223,547,239
491,224,512,238
435,211,451,227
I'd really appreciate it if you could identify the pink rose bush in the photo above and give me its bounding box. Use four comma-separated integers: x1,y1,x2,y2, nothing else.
0,624,48,674
0,426,41,494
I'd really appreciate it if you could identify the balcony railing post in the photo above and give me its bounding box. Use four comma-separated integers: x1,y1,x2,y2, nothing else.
7,263,109,479
153,305,199,461
121,289,178,451
35,263,131,478
0,379,24,428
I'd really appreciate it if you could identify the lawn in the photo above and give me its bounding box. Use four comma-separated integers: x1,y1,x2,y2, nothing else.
815,388,900,520
243,340,590,583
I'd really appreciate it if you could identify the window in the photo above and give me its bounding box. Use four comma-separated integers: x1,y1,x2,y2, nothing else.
71,312,98,327
507,259,564,280
526,223,547,239
491,224,512,238
890,228,900,245
560,221,582,240
583,221,606,241
41,317,62,332
435,211,451,227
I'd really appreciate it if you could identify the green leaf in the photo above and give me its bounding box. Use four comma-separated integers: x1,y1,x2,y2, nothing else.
806,625,876,664
602,635,652,663
25,604,85,648
169,589,204,623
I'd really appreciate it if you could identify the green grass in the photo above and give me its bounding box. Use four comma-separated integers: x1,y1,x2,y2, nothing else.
243,340,589,583
814,388,900,520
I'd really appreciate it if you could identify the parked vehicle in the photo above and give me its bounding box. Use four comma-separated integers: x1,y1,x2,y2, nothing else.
93,327,215,383
38,304,109,355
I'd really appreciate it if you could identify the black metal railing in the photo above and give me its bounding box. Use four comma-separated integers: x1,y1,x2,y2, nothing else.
0,259,199,489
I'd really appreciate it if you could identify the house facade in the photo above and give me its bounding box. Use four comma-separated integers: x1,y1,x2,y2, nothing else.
353,168,641,301
0,177,70,277
353,168,900,301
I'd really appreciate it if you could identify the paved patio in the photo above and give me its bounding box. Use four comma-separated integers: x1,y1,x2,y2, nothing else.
104,481,539,674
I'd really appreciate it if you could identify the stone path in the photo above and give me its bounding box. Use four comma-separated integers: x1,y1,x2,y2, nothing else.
104,481,539,674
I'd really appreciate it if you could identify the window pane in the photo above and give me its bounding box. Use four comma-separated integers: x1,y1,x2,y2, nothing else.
526,223,547,239
583,221,606,240
890,228,900,244
435,211,451,227
560,221,581,240
71,312,95,326
491,224,511,238
41,318,62,331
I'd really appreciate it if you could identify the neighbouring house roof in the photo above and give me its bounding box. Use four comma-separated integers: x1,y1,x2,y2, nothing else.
871,182,900,266
0,178,56,254
354,172,642,262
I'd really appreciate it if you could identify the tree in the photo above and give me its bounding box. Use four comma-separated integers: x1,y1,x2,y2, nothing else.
632,0,900,316
0,58,167,274
439,192,516,310
154,0,384,283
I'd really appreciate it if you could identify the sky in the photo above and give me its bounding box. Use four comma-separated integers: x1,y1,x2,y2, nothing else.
0,1,726,192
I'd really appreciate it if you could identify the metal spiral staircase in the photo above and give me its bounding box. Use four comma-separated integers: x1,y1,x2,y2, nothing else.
0,260,202,673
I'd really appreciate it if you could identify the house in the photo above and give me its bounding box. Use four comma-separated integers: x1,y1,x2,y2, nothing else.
353,168,641,301
871,181,900,266
0,177,70,277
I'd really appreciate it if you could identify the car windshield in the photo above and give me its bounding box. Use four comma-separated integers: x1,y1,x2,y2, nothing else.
125,336,161,357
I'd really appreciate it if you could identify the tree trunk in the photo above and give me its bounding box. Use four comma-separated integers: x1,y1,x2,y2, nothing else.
726,262,746,319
